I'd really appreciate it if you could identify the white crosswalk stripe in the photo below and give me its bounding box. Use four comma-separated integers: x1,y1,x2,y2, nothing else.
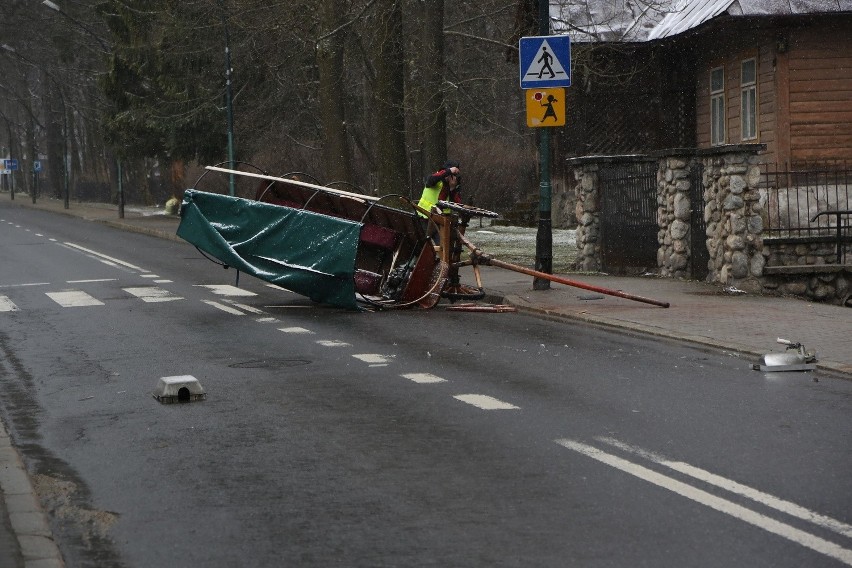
46,290,105,307
1,283,264,312
194,284,257,297
123,287,184,303
0,296,19,312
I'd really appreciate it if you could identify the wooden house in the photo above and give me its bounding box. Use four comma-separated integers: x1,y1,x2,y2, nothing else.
550,0,852,167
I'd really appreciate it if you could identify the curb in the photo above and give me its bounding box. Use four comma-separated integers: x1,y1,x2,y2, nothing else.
0,419,65,568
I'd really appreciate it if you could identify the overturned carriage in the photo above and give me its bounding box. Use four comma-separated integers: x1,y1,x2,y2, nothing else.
177,166,453,310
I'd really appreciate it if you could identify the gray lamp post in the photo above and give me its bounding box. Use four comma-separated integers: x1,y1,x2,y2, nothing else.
219,0,236,196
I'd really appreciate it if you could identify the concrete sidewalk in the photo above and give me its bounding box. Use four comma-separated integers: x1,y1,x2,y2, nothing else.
5,193,851,376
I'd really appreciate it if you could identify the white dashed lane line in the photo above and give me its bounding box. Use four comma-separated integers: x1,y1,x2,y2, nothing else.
401,373,447,384
279,327,314,334
318,340,352,347
453,394,520,410
352,354,394,367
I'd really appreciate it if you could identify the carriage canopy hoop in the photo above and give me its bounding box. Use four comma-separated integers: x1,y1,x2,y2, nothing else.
178,189,361,310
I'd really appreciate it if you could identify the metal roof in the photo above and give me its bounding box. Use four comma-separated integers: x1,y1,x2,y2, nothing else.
550,0,852,43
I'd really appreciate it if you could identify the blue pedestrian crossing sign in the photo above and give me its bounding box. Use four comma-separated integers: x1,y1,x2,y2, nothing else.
519,35,571,89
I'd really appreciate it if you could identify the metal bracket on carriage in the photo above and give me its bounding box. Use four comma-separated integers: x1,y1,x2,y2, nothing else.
436,201,501,218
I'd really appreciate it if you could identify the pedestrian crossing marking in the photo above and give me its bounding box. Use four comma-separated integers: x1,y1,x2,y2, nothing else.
46,290,105,307
0,296,19,312
123,287,184,303
194,284,257,297
223,300,266,314
202,300,245,314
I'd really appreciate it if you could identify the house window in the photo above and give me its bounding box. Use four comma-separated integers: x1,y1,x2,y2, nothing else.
741,58,757,140
710,67,725,146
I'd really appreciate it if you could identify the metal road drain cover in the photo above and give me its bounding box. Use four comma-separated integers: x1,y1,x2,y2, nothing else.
577,293,605,301
154,375,207,404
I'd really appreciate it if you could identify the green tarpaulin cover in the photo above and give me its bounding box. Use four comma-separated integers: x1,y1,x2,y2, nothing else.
178,189,361,310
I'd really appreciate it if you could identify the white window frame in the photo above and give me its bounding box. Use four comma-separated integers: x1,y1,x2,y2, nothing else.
710,66,725,146
740,58,757,141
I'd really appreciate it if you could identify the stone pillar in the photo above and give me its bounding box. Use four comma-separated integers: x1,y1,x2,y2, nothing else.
702,149,765,291
656,155,694,278
570,162,601,272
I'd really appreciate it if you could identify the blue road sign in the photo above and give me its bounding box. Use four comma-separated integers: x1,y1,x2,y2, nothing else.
33,160,42,173
4,159,18,171
519,35,571,89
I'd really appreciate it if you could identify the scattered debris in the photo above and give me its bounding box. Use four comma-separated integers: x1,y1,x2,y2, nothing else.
577,293,605,301
753,338,817,372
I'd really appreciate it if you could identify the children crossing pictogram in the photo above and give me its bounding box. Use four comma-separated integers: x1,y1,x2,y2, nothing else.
526,88,565,127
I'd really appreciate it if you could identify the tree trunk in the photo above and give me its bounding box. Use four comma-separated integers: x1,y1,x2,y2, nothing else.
372,0,408,195
420,0,447,171
317,0,352,184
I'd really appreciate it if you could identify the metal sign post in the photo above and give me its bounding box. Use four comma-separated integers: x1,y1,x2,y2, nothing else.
32,160,41,204
519,6,571,290
4,159,18,200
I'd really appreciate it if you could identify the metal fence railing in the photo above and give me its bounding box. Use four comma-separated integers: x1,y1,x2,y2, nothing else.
761,162,851,264
761,162,851,236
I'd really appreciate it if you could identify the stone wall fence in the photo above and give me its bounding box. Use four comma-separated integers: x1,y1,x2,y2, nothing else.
568,145,849,304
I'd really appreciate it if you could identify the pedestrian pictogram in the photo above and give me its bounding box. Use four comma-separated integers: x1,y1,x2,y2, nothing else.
526,88,565,127
519,36,571,89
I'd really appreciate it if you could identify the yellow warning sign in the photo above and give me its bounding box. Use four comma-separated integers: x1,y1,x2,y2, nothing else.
525,87,565,127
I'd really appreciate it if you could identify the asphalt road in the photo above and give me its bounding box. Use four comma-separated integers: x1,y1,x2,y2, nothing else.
2,204,852,567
